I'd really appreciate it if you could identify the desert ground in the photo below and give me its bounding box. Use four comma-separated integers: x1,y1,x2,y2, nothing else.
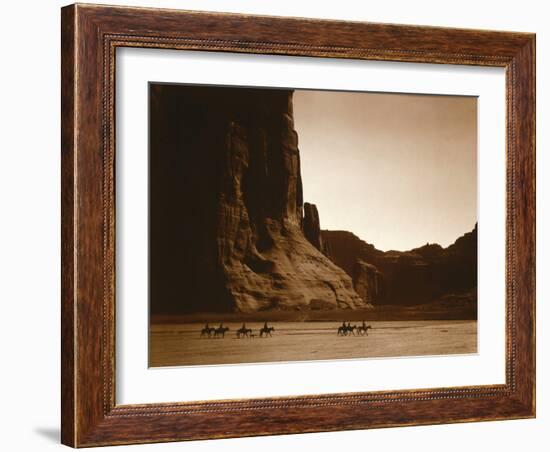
149,320,477,367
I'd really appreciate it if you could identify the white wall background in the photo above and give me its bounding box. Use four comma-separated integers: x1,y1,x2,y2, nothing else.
0,1,546,451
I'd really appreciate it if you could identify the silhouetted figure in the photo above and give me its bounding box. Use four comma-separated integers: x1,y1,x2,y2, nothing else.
214,323,229,338
337,322,348,336
357,320,372,336
200,323,215,338
236,323,252,338
337,321,357,336
260,322,275,337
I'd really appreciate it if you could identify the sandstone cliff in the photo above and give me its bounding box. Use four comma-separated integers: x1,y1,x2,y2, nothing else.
150,85,364,314
322,225,477,306
302,202,323,251
353,260,384,305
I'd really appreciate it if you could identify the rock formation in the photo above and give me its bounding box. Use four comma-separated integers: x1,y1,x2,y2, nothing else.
352,260,384,305
150,84,364,314
320,231,383,276
322,225,477,306
302,202,323,251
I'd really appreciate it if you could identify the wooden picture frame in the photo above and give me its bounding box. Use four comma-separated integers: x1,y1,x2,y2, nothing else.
61,3,535,447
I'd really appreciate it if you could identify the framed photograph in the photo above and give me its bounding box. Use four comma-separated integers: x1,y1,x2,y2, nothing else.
61,3,535,447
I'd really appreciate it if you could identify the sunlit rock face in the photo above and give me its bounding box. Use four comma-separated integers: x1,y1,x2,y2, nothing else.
150,85,364,314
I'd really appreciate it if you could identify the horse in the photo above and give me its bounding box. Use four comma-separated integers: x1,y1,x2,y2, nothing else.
214,325,229,338
200,324,215,338
357,323,372,336
236,325,252,338
260,326,275,337
346,324,357,336
337,323,356,336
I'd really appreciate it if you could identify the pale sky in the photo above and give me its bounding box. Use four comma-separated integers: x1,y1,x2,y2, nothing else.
293,90,477,251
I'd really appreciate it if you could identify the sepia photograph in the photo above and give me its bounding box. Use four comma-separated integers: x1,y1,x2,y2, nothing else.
53,2,537,447
148,83,478,367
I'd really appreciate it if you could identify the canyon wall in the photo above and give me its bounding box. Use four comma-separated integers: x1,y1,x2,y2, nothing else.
150,85,364,314
322,225,477,306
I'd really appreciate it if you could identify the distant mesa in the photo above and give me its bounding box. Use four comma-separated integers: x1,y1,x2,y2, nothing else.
322,224,477,307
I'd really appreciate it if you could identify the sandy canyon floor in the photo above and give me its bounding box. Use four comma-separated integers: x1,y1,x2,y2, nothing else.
149,320,477,367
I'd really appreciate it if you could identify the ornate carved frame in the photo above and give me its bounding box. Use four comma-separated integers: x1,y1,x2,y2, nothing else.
61,3,535,447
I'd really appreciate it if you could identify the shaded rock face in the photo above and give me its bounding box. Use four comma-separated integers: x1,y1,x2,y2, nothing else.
352,260,384,305
322,225,477,306
321,231,382,276
150,85,364,314
303,202,322,251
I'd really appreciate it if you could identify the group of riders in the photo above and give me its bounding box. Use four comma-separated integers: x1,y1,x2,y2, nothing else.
200,323,230,338
337,320,372,336
200,322,275,339
200,321,372,338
